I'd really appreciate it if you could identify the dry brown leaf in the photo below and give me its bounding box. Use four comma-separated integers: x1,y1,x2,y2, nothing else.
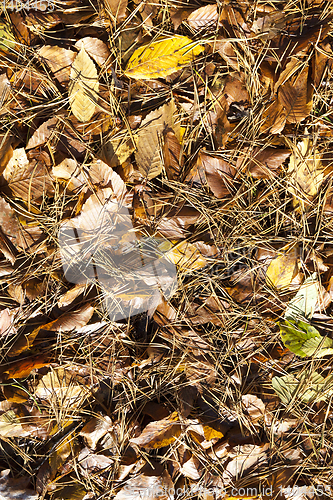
223,444,269,484
0,132,14,175
26,117,58,150
130,411,181,449
163,128,182,180
314,42,333,88
0,470,38,499
237,147,291,178
75,37,111,67
35,367,87,404
241,394,266,421
4,355,50,379
186,150,236,198
58,283,88,308
2,148,54,203
135,100,180,179
278,66,313,124
261,98,287,134
211,38,239,70
38,45,76,83
187,4,218,30
80,416,112,450
105,0,128,22
69,46,99,123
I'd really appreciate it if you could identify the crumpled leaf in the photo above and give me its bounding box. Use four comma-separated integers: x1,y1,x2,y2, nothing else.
130,411,181,449
279,319,333,358
69,46,99,123
266,246,298,290
125,36,204,80
272,370,333,404
136,100,180,179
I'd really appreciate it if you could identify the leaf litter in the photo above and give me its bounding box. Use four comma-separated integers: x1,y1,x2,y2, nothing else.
0,1,333,499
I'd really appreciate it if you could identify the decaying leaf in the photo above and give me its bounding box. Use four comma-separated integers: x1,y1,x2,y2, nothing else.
69,46,99,123
136,100,180,179
130,412,181,449
266,246,298,290
125,36,204,80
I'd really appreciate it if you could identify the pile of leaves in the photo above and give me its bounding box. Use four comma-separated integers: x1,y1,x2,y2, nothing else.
1,0,333,499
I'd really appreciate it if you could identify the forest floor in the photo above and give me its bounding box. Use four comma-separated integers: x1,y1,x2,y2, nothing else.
0,0,333,499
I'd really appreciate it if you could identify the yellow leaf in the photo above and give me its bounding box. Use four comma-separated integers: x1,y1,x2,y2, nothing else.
165,241,207,271
202,425,224,441
0,20,17,53
266,246,298,290
130,411,181,449
125,36,204,80
69,46,99,123
287,137,323,202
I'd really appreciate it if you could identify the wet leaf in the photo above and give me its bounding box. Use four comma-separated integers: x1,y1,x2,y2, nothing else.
125,36,204,80
69,46,99,123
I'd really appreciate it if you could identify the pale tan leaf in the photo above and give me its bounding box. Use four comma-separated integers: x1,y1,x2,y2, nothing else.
88,160,127,199
287,138,324,200
58,283,88,308
35,367,87,404
38,45,76,83
26,117,58,150
241,394,266,421
0,410,31,438
130,412,181,449
114,471,174,500
75,37,111,67
2,148,54,202
105,0,128,21
211,38,239,70
69,46,99,123
187,4,218,30
136,100,180,179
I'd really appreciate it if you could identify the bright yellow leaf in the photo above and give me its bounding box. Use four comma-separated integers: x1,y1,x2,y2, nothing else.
165,241,207,271
125,36,204,80
266,246,298,290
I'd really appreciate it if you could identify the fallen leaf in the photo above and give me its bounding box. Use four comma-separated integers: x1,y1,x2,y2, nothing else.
80,416,112,450
163,128,182,180
130,412,181,449
69,46,99,123
0,470,38,499
136,100,180,179
125,36,204,80
279,319,333,358
105,0,128,21
266,246,298,290
26,117,58,150
75,37,111,67
164,240,207,272
237,147,291,178
287,137,323,202
187,4,218,30
278,66,313,124
38,45,76,83
114,470,174,500
272,370,333,404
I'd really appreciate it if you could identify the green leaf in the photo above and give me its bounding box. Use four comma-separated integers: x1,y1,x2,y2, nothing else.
284,272,319,321
272,370,333,404
279,319,333,358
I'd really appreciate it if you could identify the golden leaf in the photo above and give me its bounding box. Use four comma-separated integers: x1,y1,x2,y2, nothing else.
266,246,298,290
287,137,323,201
69,46,99,123
125,36,204,80
130,411,181,449
164,241,207,271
